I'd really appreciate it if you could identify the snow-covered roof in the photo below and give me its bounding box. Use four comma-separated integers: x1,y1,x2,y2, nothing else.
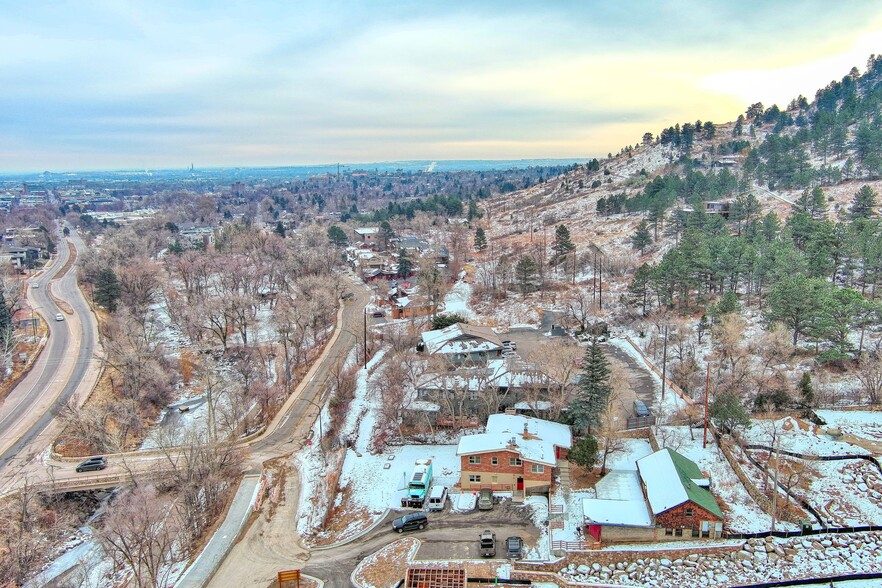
457,414,571,466
355,227,379,235
594,470,644,501
421,323,503,355
582,498,653,528
636,448,723,519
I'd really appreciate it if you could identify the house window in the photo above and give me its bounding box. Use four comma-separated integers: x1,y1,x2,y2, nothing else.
491,457,499,465
469,390,478,401
510,458,522,466
469,456,481,464
492,476,498,483
469,474,481,483
665,528,673,536
530,464,545,474
674,528,683,537
684,508,694,518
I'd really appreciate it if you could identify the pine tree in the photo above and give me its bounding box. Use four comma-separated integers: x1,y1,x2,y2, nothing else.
467,200,483,221
626,264,653,315
397,249,413,277
567,434,599,469
570,338,612,432
95,268,122,312
631,220,652,254
850,185,878,221
515,256,537,294
798,372,814,408
474,227,488,251
327,225,348,246
552,224,575,259
274,221,286,238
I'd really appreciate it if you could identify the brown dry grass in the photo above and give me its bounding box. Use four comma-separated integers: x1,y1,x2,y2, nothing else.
354,537,418,588
0,315,49,403
569,462,603,490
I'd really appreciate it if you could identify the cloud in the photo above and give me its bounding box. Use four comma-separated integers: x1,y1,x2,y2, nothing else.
1,1,882,170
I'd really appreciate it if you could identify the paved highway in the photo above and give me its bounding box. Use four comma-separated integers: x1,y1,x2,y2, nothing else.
0,227,102,491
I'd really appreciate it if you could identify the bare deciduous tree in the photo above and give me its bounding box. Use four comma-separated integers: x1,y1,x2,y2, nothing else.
99,486,182,588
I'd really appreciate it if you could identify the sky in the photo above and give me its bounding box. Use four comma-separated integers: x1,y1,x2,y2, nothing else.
2,1,882,172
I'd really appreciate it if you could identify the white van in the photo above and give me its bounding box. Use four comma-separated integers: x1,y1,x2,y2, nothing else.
426,485,448,511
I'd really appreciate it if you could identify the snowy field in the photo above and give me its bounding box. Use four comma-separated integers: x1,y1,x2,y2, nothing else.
659,426,792,532
605,438,654,471
815,410,882,443
442,279,475,319
337,444,461,513
741,416,871,457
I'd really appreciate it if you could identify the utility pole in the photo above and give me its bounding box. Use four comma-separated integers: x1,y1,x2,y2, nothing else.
592,251,597,303
363,307,368,369
771,437,780,533
572,249,576,285
703,362,710,449
598,254,603,310
660,325,668,402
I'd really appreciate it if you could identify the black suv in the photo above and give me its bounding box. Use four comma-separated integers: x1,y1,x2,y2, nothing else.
75,456,107,473
392,512,428,533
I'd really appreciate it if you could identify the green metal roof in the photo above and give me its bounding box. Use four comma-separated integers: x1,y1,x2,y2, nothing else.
666,448,724,519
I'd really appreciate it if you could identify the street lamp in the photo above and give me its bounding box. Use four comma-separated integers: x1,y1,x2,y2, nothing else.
302,396,327,465
341,326,368,370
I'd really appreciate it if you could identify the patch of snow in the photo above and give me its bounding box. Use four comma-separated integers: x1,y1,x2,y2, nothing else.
442,280,475,319
338,444,461,513
521,495,550,561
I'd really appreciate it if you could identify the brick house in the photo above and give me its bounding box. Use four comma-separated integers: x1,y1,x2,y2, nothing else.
637,448,723,538
581,448,724,545
457,414,571,498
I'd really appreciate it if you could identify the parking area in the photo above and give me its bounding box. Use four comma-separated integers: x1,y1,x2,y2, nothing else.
389,499,540,561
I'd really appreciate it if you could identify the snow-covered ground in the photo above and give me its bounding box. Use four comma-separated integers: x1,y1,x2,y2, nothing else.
338,444,461,514
605,439,654,471
442,279,475,320
741,416,870,457
658,426,794,532
807,459,882,527
815,410,882,443
522,495,550,561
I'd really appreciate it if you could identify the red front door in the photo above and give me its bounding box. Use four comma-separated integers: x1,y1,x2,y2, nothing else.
588,524,601,542
517,477,524,491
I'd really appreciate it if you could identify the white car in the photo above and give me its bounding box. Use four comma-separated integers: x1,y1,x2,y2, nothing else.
55,313,64,321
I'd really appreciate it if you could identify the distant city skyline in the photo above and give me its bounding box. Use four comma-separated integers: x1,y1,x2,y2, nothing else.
2,1,882,172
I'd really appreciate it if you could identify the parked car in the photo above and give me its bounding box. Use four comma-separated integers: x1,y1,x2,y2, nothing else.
55,313,64,321
75,456,107,473
477,488,493,511
32,283,39,288
479,530,496,557
502,340,517,350
505,536,523,559
391,512,428,533
371,310,385,318
633,399,650,417
426,485,448,511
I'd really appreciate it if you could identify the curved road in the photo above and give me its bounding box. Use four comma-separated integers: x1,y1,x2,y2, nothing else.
0,227,101,489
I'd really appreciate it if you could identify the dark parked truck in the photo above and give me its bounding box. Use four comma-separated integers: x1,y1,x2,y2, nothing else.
479,530,496,557
401,459,433,508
